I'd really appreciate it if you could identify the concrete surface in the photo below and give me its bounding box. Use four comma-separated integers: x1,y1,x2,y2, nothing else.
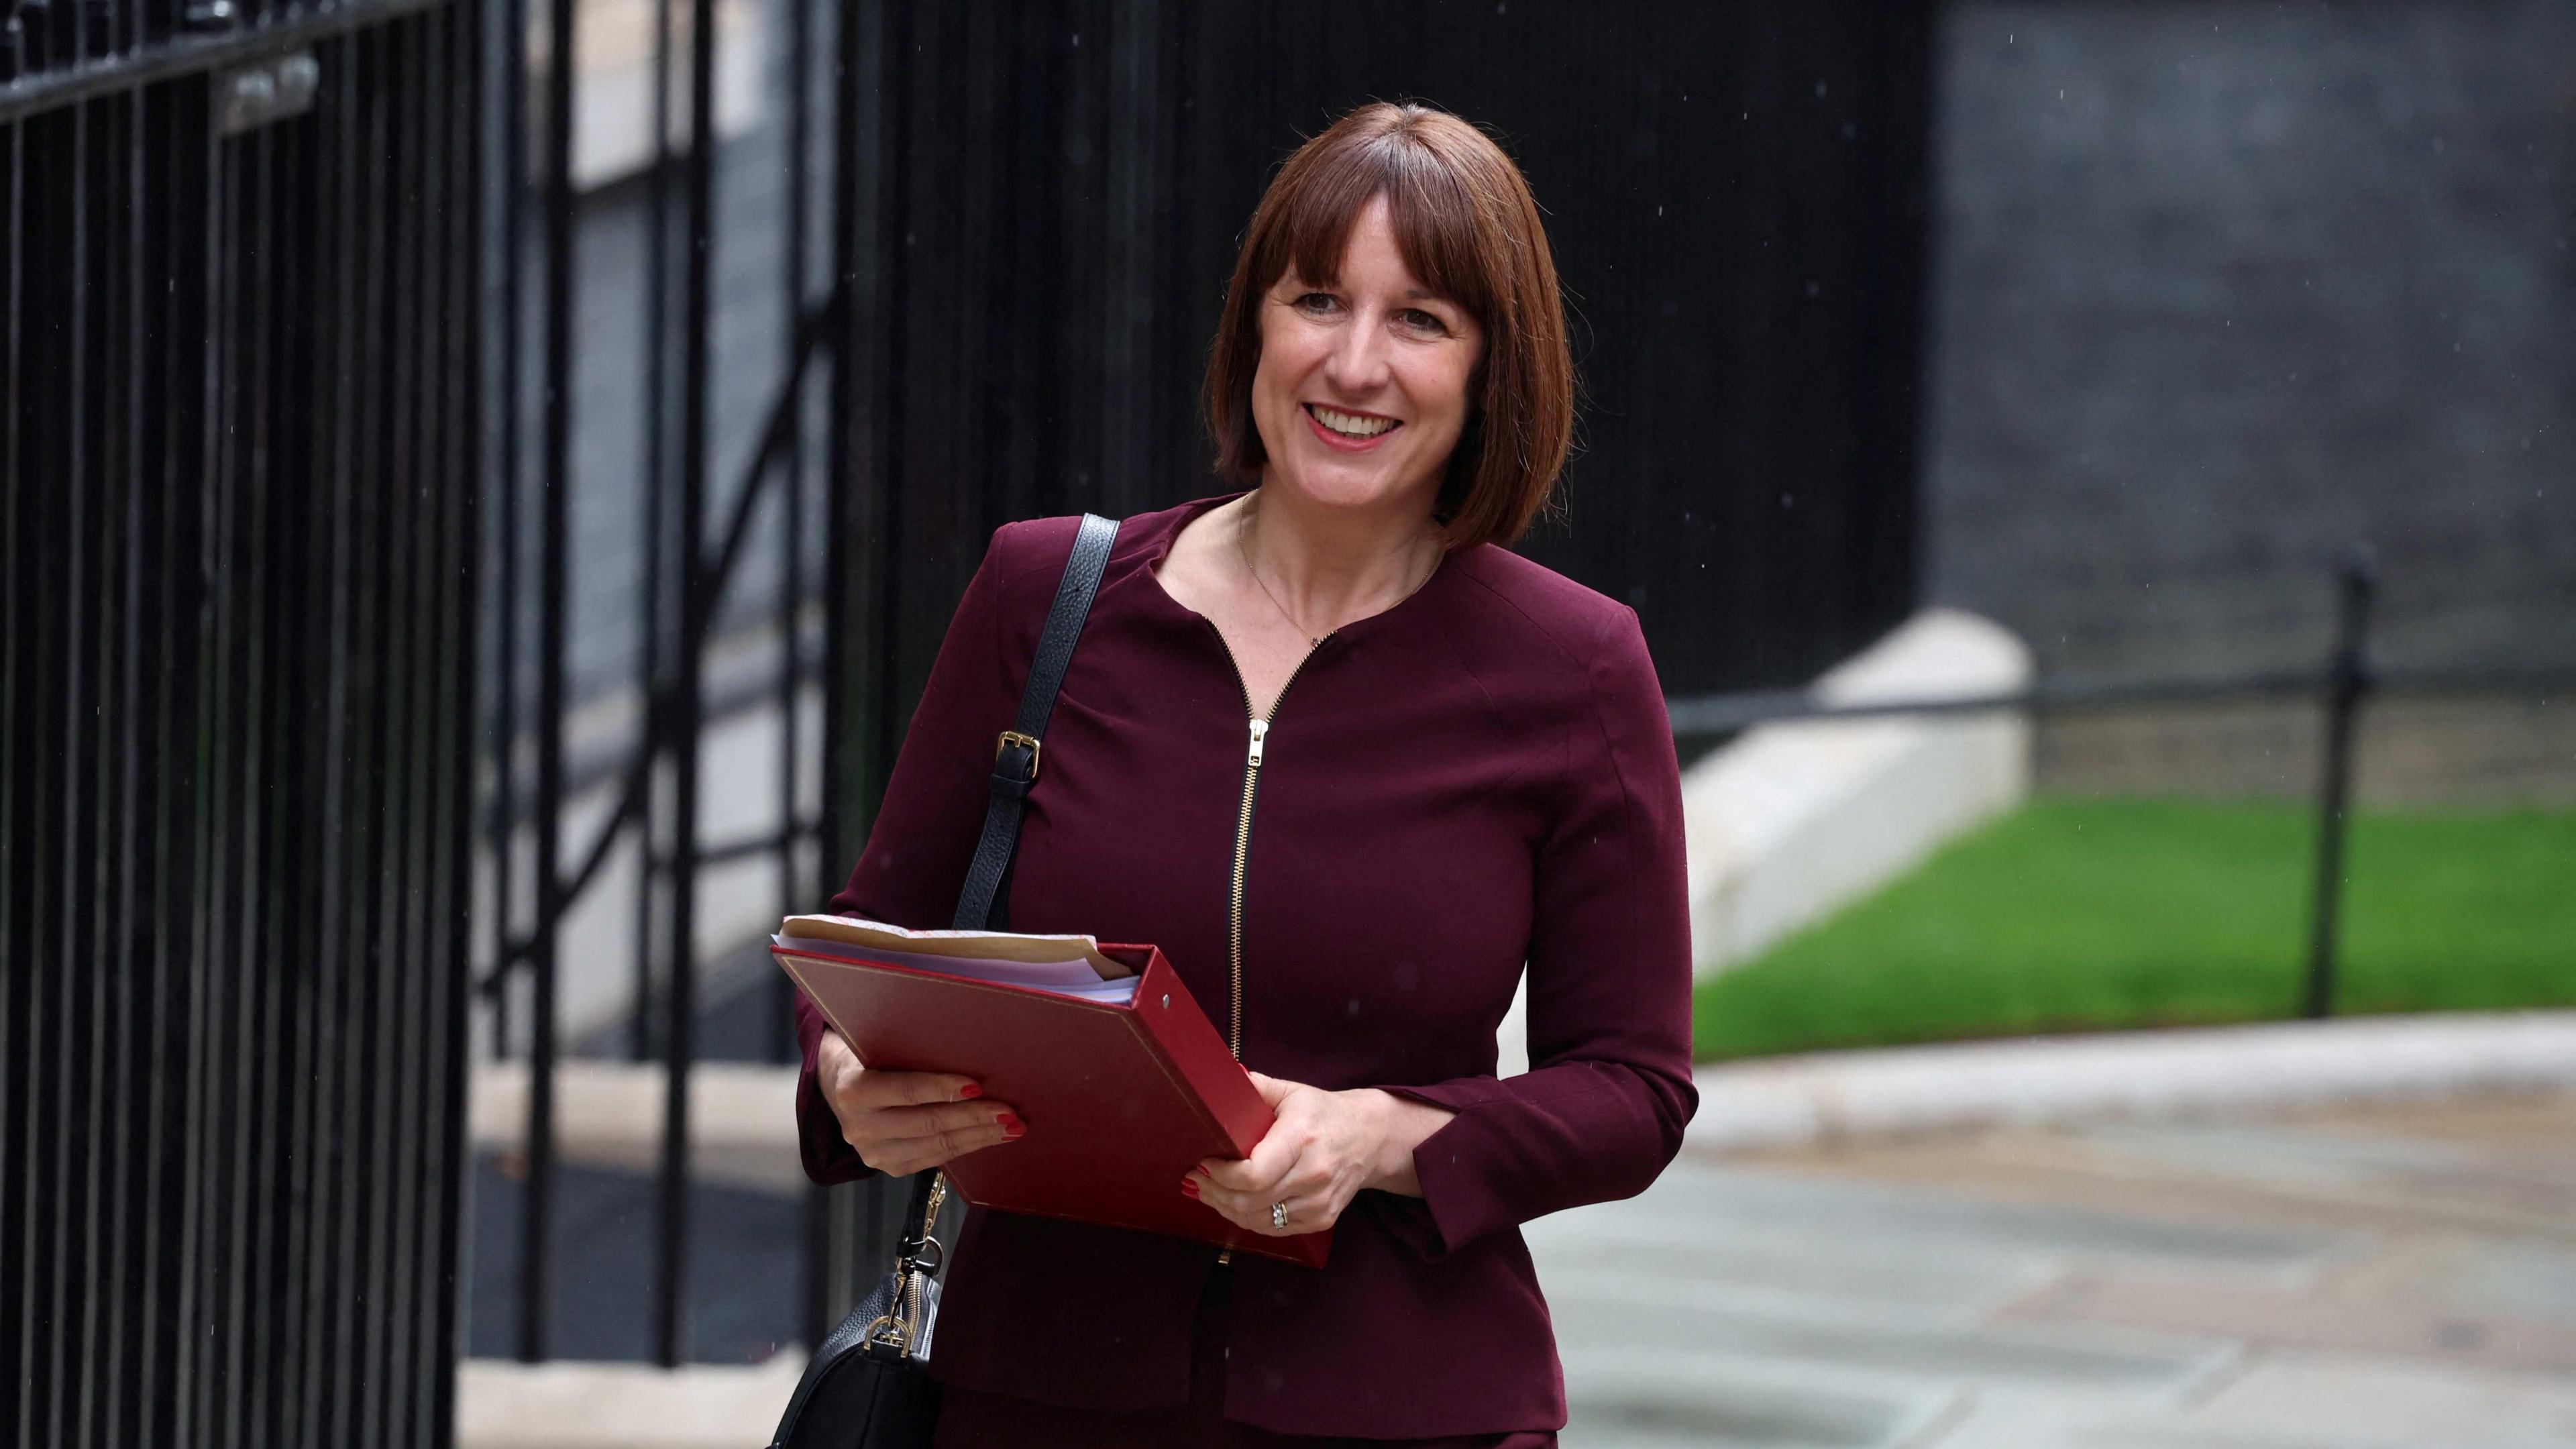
1539,1089,2576,1448
1683,608,2033,979
458,1087,2576,1448
456,1354,804,1449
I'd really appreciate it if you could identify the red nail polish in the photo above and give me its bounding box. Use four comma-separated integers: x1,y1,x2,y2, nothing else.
959,1083,985,1099
996,1112,1025,1136
1181,1180,1199,1199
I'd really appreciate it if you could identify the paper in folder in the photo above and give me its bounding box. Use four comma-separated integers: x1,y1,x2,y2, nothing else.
772,914,1332,1268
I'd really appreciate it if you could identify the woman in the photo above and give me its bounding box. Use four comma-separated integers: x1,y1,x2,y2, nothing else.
794,101,1697,1446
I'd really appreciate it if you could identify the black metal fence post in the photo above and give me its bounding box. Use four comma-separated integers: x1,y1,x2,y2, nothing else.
649,0,717,1369
631,0,676,1068
2302,555,2378,1020
520,0,579,1366
489,0,527,1065
808,0,867,1356
772,0,815,1068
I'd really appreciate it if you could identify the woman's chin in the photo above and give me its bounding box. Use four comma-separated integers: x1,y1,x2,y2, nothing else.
1263,458,1434,517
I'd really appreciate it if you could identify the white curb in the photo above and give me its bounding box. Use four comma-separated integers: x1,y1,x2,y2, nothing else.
1684,1010,2576,1153
457,1355,804,1449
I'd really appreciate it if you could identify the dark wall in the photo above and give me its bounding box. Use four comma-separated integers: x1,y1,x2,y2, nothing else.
1923,0,2576,680
1,8,478,1446
832,0,1933,704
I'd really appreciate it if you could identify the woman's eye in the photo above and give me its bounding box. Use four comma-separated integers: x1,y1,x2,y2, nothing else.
1399,309,1448,333
1295,292,1338,313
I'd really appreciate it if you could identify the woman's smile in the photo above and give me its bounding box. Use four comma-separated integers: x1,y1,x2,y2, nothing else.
1303,402,1403,449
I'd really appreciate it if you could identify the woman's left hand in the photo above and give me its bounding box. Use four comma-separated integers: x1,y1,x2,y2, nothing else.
1185,1072,1454,1236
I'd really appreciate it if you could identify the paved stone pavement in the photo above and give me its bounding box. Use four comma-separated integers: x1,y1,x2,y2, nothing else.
458,1087,2576,1447
1532,1090,2576,1449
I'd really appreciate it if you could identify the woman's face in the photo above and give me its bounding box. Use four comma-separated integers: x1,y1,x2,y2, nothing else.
1250,193,1485,521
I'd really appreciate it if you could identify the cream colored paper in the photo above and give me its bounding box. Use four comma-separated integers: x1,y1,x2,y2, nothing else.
777,912,1134,981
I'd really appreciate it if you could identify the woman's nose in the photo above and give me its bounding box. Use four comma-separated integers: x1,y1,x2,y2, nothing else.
1324,313,1392,390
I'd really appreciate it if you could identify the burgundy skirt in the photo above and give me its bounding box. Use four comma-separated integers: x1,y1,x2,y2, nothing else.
930,1261,1558,1448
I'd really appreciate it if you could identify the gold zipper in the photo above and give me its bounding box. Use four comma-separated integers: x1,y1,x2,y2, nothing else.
1226,717,1265,1061
1205,626,1329,1266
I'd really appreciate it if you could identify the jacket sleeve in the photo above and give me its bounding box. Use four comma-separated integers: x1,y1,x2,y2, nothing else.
1367,604,1699,1260
793,523,1030,1185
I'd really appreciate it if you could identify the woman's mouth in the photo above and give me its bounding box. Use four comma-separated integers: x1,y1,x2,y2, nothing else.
1303,403,1401,449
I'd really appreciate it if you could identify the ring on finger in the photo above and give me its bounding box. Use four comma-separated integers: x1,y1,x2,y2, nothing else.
1270,1200,1288,1230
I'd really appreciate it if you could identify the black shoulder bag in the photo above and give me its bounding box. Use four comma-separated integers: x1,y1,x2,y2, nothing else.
769,512,1122,1449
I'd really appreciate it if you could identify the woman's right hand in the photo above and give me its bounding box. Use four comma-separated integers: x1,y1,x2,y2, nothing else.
816,1028,1027,1176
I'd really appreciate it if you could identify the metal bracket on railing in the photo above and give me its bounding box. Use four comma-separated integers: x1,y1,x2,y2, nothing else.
215,51,318,138
182,0,240,34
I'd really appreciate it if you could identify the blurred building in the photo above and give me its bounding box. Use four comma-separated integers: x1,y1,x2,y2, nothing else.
1923,1,2576,802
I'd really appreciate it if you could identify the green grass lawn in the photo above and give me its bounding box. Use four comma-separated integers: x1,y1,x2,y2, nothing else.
1690,798,2576,1062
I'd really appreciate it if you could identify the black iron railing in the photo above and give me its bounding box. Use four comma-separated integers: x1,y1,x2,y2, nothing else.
474,0,874,1369
2,4,482,1446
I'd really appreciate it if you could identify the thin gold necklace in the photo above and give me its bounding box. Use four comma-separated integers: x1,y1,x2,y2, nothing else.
1236,493,1441,647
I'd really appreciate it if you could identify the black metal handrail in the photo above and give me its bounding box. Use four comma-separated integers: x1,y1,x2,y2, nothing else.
1668,659,2573,735
0,0,444,121
478,298,835,986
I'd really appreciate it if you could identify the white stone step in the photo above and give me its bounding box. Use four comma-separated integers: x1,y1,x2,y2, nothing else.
457,1355,806,1449
470,1059,804,1192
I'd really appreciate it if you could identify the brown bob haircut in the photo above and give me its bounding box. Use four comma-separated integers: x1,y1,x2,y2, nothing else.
1201,102,1576,551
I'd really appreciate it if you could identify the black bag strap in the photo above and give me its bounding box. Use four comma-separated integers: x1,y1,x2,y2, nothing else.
776,517,1120,1440
900,511,1119,1287
951,511,1121,933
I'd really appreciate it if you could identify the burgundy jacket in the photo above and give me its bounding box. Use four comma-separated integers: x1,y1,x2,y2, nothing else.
793,490,1698,1438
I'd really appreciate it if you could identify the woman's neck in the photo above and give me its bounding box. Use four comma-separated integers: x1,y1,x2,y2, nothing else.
1234,482,1447,631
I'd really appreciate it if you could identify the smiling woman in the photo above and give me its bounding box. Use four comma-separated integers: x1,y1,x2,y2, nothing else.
794,101,1693,1449
1203,104,1575,551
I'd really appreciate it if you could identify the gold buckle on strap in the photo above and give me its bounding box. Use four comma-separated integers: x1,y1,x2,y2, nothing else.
996,730,1042,782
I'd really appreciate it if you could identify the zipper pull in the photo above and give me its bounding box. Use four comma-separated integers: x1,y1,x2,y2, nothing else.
1246,717,1268,768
